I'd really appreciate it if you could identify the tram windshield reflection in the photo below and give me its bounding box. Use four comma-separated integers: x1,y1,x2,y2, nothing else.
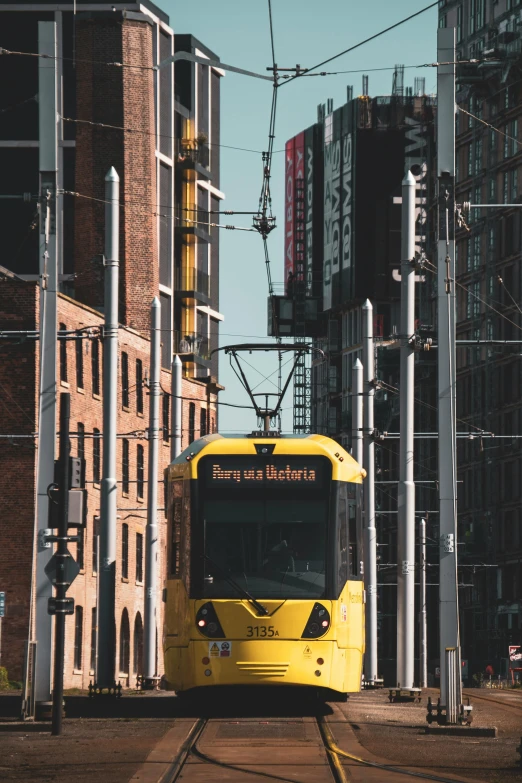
202,495,328,599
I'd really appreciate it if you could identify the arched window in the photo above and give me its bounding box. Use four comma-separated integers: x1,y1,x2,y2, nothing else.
119,609,130,675
133,613,143,676
137,444,144,498
188,402,195,443
93,428,101,484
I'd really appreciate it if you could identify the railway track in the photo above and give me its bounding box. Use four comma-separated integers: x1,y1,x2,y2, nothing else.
157,713,478,783
463,688,522,716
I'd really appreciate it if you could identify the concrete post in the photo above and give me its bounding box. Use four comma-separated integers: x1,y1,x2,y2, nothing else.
144,298,160,686
171,355,182,460
34,20,59,709
97,167,119,688
362,300,378,684
419,518,428,689
352,358,363,466
437,27,461,716
397,170,416,689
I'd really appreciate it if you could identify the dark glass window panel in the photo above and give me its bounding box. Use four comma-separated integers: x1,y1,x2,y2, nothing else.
74,606,83,670
76,527,84,571
159,32,172,158
91,339,100,396
90,607,96,672
159,162,172,287
0,149,39,274
121,352,129,407
119,610,130,675
200,406,207,437
77,422,85,461
122,439,130,495
210,71,220,186
0,13,44,141
93,428,101,484
137,444,144,498
188,402,195,443
163,393,170,442
59,324,68,382
76,335,84,388
63,148,76,274
122,523,129,579
160,292,171,369
136,533,143,583
136,359,143,414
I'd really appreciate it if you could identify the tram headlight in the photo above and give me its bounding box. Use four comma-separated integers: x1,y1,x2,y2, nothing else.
301,603,330,639
195,602,225,638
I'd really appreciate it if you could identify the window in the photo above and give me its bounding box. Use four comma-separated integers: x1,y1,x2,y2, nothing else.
489,226,496,250
121,352,129,408
137,445,144,499
59,323,68,383
119,609,130,675
439,14,447,27
122,439,130,495
136,359,143,414
77,527,84,571
467,143,473,176
200,407,207,438
76,335,84,389
91,338,100,396
467,281,480,319
456,4,463,42
92,516,99,574
122,523,129,579
512,120,518,156
512,168,518,202
136,532,143,583
188,402,196,443
475,138,482,174
77,422,85,461
90,608,97,673
74,606,83,671
504,171,509,203
489,176,496,202
162,393,170,442
490,128,496,151
93,428,101,484
504,127,510,159
133,614,143,675
472,233,481,269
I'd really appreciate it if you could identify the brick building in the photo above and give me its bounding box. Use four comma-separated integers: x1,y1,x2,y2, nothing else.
439,0,522,676
0,0,222,688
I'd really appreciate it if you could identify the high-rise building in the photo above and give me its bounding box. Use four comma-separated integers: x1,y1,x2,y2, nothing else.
0,0,222,689
438,0,522,677
278,76,438,683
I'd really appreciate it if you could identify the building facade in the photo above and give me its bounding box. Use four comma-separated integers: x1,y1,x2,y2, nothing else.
0,0,222,688
439,0,522,676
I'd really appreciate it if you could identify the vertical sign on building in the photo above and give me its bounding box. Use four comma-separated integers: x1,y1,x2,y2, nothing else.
284,138,295,294
294,132,305,286
323,113,334,310
341,125,353,300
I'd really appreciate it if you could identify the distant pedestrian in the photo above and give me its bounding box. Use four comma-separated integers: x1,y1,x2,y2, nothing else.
485,663,494,678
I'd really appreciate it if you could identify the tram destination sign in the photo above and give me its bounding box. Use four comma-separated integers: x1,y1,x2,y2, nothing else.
204,457,327,488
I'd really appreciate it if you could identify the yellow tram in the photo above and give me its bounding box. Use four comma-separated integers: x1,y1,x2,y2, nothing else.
163,432,366,697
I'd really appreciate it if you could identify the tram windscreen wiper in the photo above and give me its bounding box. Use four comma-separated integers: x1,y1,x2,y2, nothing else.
203,554,269,616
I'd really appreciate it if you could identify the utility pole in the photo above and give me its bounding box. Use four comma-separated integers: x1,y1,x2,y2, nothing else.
51,393,71,736
171,355,182,460
397,170,416,690
34,20,59,713
437,27,461,718
419,518,428,689
144,298,160,688
97,167,119,689
362,300,378,685
352,358,363,466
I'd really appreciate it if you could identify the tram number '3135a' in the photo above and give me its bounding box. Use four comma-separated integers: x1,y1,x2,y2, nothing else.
246,626,279,637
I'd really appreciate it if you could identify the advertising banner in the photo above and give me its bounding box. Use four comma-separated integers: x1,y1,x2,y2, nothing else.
284,137,295,292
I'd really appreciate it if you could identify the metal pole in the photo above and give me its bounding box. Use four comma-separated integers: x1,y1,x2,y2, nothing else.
419,518,427,689
397,170,416,689
437,27,461,717
34,20,59,710
51,392,70,736
144,298,160,687
171,355,182,460
352,358,363,466
362,300,378,684
97,167,119,688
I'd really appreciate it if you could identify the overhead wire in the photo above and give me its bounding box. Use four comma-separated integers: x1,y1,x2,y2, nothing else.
278,1,439,87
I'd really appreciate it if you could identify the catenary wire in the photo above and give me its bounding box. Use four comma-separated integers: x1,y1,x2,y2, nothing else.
458,106,522,149
279,1,438,87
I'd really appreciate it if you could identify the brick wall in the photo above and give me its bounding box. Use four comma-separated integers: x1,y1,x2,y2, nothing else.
0,288,216,686
74,16,157,333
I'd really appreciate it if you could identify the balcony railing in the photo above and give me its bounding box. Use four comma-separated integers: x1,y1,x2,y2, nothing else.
176,139,210,169
175,268,210,299
174,331,210,361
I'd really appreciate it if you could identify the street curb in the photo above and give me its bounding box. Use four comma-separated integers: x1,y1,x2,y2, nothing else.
425,726,497,737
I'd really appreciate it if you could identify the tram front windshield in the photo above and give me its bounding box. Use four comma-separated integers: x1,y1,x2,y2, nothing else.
199,456,330,599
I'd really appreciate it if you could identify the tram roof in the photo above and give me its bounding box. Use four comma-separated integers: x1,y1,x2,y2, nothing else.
167,433,365,484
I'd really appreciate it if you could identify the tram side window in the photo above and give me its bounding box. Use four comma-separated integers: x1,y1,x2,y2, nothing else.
338,483,358,587
169,479,183,577
168,478,191,588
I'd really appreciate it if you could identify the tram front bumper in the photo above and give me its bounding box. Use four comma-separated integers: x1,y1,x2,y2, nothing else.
184,639,346,690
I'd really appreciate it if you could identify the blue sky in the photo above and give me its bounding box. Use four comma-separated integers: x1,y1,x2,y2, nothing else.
163,0,438,432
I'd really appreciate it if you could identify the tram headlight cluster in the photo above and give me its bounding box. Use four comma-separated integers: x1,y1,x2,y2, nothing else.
301,603,331,638
195,602,225,638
